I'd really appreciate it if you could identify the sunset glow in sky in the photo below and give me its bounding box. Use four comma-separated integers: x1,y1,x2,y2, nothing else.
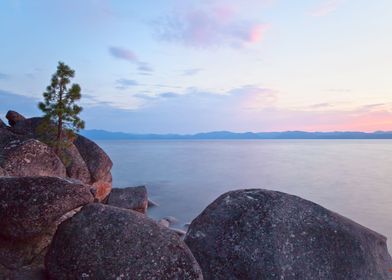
1,0,392,133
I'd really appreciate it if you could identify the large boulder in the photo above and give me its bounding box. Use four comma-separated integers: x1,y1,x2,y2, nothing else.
5,110,25,126
107,186,148,213
74,134,112,182
6,116,92,183
0,176,94,240
74,134,113,201
0,176,94,277
46,203,203,280
62,143,91,184
1,139,66,177
185,189,392,280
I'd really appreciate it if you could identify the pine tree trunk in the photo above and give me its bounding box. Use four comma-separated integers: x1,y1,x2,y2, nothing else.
56,83,63,155
56,112,62,154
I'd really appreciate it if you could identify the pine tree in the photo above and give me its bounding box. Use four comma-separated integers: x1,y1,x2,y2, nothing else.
38,62,85,154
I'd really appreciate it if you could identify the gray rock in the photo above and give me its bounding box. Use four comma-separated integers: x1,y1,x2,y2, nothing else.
1,139,66,177
8,117,45,136
0,126,27,153
0,176,94,240
74,134,112,182
0,263,46,280
185,189,392,280
183,223,191,230
63,143,91,184
45,203,204,280
5,117,92,183
148,198,159,207
74,134,113,201
158,219,170,227
171,228,187,238
107,185,148,213
5,110,25,126
0,119,6,129
163,216,180,225
0,167,7,176
0,176,94,276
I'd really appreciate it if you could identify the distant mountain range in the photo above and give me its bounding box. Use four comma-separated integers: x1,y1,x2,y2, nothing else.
81,129,392,140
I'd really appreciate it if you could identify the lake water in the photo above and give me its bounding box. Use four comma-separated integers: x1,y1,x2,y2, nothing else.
97,140,392,252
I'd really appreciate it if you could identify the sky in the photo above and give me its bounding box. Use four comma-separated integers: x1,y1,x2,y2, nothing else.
0,0,392,133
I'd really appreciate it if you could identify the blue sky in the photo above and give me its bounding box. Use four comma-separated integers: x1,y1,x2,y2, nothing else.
1,0,392,133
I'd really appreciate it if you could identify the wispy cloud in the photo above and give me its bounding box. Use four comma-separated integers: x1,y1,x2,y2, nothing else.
183,68,202,76
159,92,180,98
153,4,269,48
109,47,138,62
137,62,154,74
116,79,139,90
109,46,154,74
309,0,343,17
309,102,332,109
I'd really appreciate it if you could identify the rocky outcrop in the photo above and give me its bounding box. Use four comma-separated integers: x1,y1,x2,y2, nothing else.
1,111,113,201
46,203,203,280
5,110,25,126
107,186,148,213
1,139,67,177
185,189,392,280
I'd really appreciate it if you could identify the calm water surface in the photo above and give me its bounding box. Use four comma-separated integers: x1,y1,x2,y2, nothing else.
97,140,392,251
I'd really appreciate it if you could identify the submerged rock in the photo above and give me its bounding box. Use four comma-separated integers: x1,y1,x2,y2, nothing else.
46,203,203,280
107,185,148,213
5,110,25,126
162,216,180,225
1,139,66,177
148,198,159,207
185,189,392,280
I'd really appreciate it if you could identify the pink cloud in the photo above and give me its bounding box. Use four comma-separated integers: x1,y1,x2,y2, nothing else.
265,107,392,132
154,5,269,48
309,0,343,17
247,24,269,43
